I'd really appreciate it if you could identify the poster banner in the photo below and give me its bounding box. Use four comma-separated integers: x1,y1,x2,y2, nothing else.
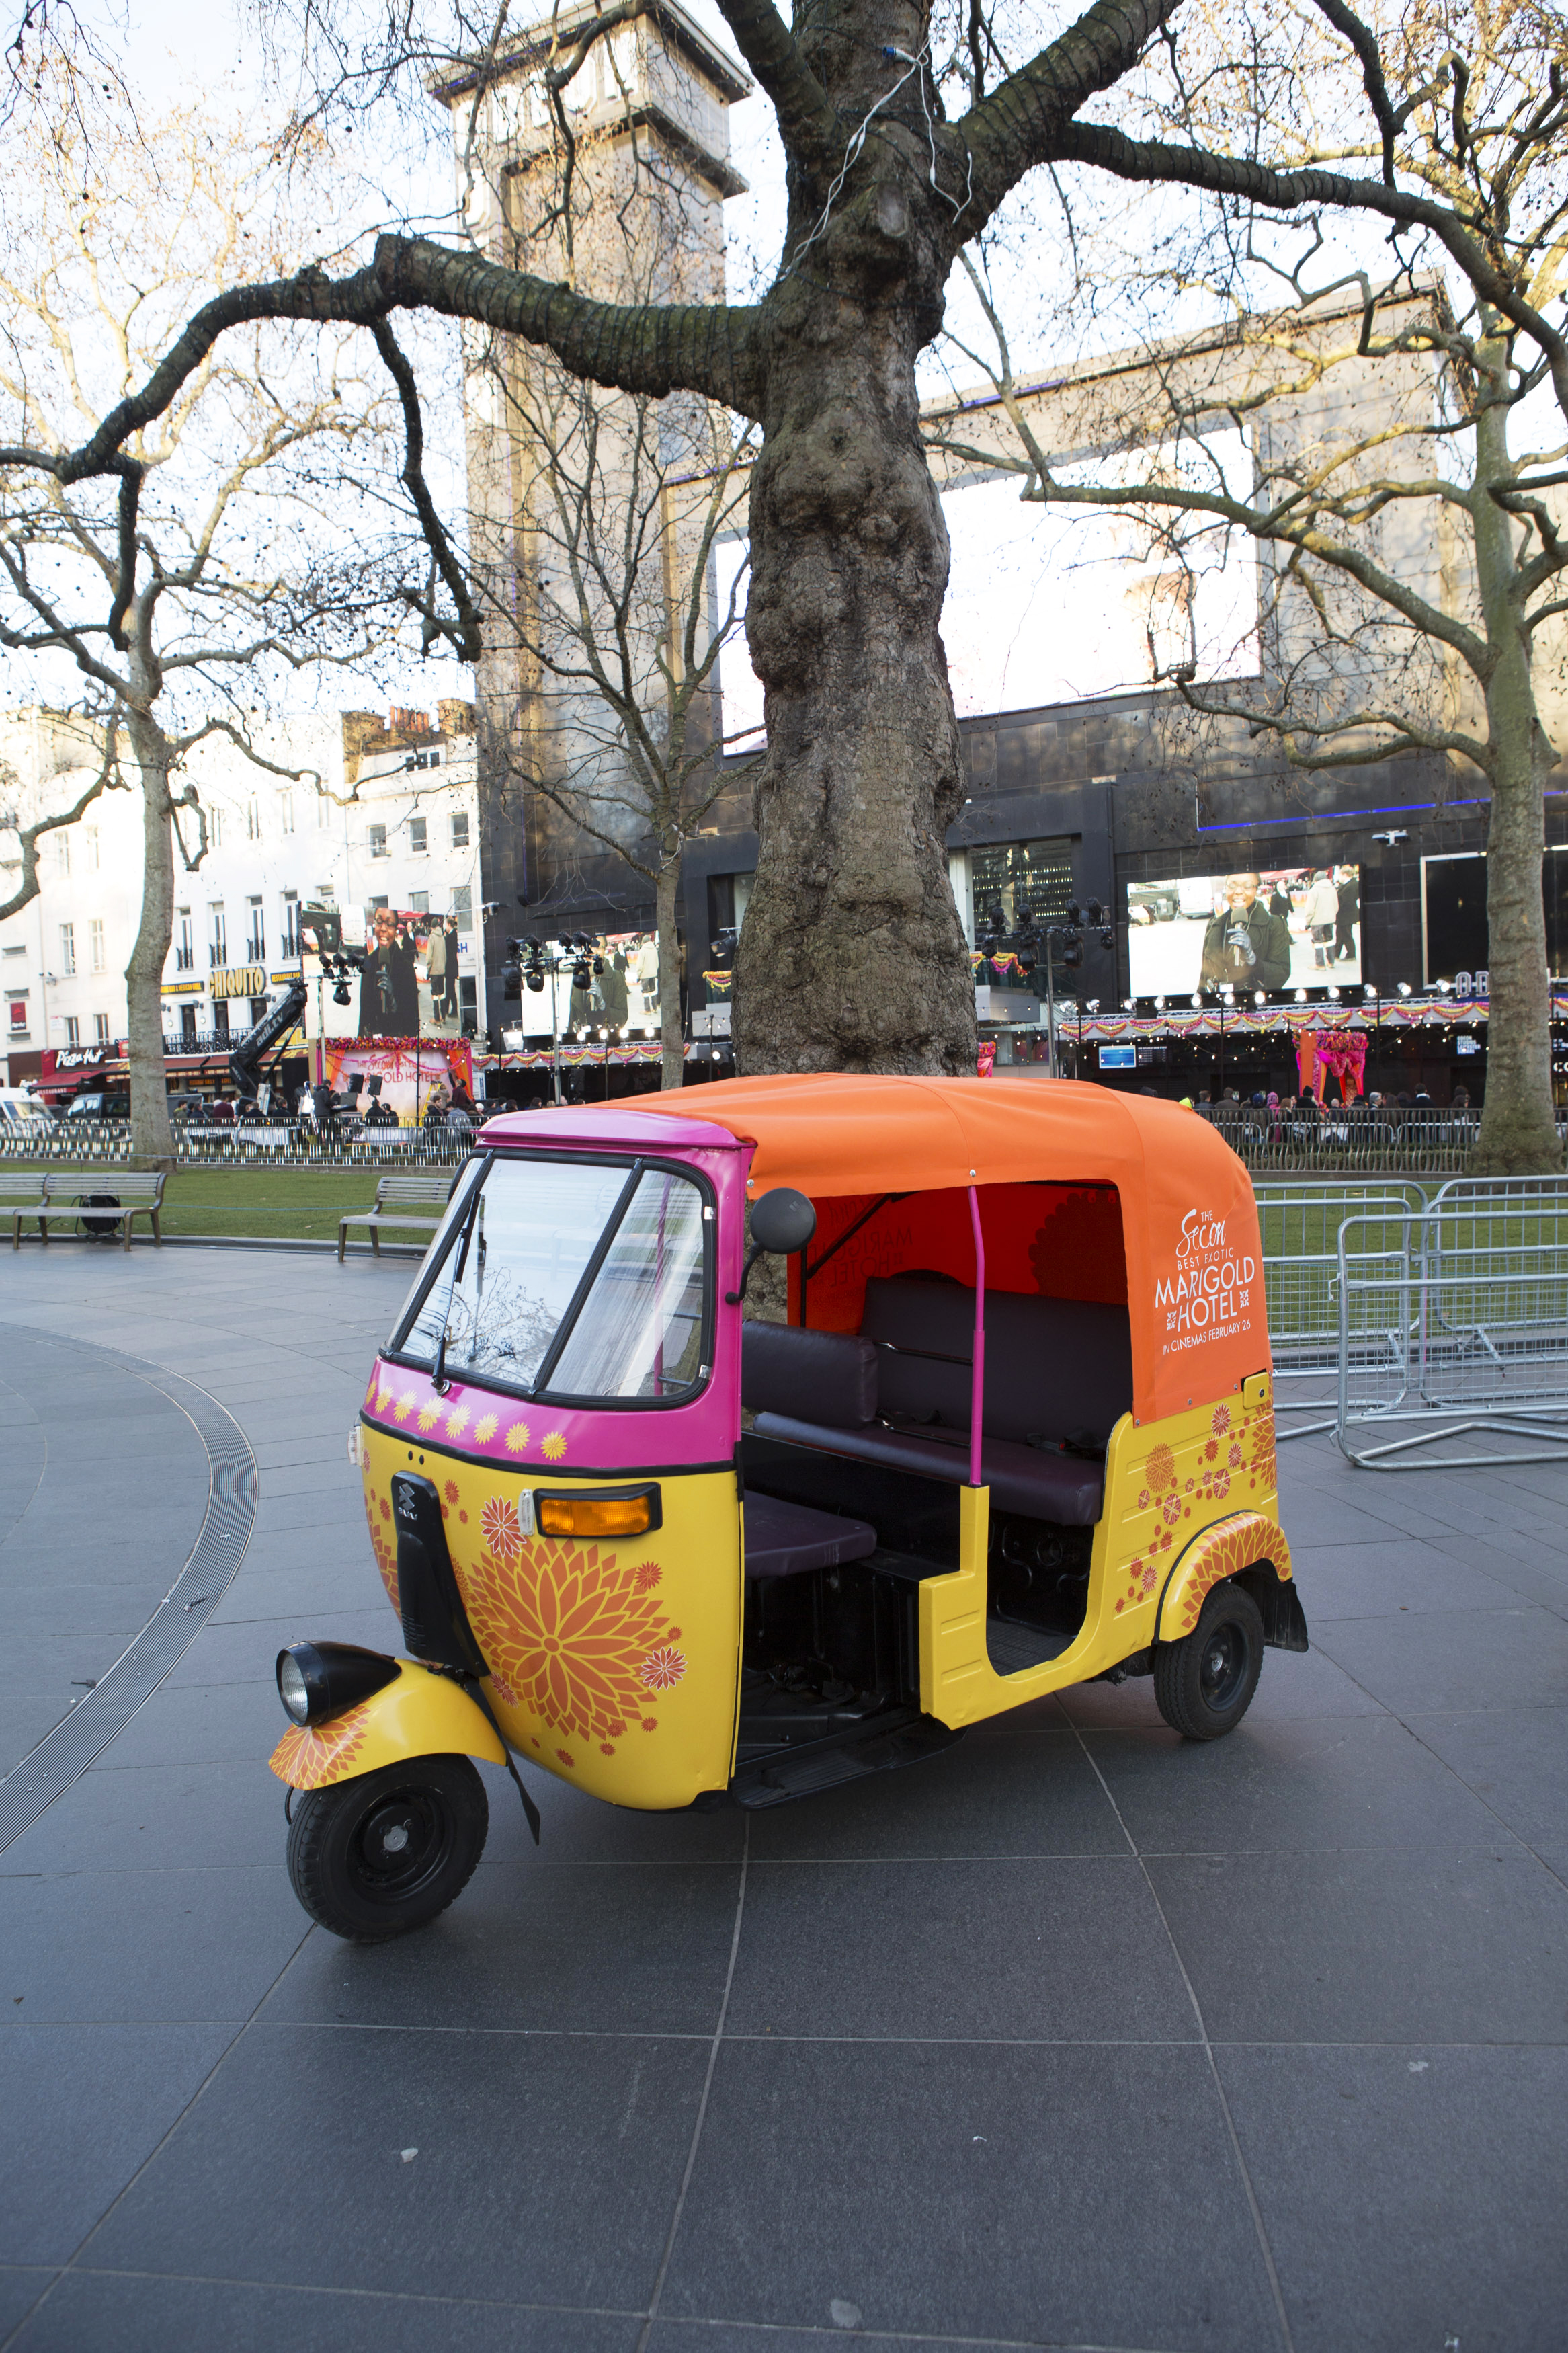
321,1037,474,1124
511,929,662,1041
299,904,476,1042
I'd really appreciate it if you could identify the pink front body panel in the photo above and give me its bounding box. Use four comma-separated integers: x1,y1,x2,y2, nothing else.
361,1125,753,1474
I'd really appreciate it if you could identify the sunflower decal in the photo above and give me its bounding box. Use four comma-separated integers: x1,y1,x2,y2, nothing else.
465,1540,682,1750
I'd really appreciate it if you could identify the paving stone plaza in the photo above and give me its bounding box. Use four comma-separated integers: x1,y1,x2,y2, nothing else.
1,1244,1565,2353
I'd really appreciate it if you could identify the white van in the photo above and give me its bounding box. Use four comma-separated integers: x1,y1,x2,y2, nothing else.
0,1087,55,1127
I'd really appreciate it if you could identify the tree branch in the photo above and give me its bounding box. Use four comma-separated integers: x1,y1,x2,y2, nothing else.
706,0,840,178
0,722,129,923
368,317,483,662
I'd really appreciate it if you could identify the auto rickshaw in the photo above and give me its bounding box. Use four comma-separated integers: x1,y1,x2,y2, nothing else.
271,1074,1306,1939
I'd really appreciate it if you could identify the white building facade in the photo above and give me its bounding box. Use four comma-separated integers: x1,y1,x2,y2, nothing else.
1,702,487,1089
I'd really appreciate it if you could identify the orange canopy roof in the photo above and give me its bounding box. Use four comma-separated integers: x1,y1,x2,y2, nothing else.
644,1074,1270,1421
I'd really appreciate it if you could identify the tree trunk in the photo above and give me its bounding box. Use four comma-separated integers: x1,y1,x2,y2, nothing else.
124,715,176,1163
657,859,684,1090
731,228,975,1076
1469,350,1563,1174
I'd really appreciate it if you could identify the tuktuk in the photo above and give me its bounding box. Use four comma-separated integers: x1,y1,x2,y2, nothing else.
271,1074,1305,1939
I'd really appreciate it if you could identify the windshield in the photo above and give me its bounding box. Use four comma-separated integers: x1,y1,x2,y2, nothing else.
390,1154,711,1405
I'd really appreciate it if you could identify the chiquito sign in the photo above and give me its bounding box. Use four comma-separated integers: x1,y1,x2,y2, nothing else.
1155,1207,1257,1358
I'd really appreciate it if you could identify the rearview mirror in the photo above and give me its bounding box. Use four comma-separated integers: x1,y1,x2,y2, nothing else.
749,1187,817,1256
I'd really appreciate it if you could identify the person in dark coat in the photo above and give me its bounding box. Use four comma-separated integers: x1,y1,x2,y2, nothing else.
1200,873,1293,994
1333,868,1360,964
358,907,419,1036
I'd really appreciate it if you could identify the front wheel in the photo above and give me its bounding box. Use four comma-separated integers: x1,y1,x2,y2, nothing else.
286,1754,489,1941
1153,1582,1264,1741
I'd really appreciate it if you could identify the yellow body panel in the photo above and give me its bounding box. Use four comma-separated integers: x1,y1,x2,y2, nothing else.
358,1419,743,1811
920,1386,1284,1728
268,1659,505,1790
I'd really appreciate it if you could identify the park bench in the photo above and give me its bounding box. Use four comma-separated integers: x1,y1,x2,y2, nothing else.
339,1170,456,1263
2,1170,50,1250
33,1170,166,1250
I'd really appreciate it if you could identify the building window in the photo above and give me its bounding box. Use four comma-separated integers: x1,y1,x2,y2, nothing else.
57,832,70,877
452,885,472,926
370,894,389,911
83,826,99,871
409,815,427,854
8,998,28,1035
59,922,75,975
180,1004,198,1047
176,908,194,972
282,891,300,957
279,789,294,834
93,1012,109,1045
249,995,269,1029
368,824,388,859
209,805,224,848
89,918,106,973
246,795,261,841
409,891,429,914
451,811,470,849
210,906,226,967
213,999,230,1044
63,1015,79,1046
317,786,331,830
247,897,265,961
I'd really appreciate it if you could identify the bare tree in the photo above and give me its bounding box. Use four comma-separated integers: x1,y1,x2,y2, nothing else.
480,353,756,1086
0,82,421,1156
938,1,1568,1169
16,0,1568,1089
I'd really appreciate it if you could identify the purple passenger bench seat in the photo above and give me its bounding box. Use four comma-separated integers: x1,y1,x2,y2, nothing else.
742,1279,1133,1529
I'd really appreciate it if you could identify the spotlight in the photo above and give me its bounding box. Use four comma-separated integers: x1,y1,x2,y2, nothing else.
1327,986,1341,1001
1363,986,1377,1002
1153,994,1166,1011
1397,983,1413,998
1253,990,1266,1006
1190,993,1202,1009
1294,988,1307,1002
1122,998,1134,1012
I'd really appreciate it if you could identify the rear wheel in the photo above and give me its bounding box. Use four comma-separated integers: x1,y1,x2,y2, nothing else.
286,1754,488,1941
1154,1582,1264,1741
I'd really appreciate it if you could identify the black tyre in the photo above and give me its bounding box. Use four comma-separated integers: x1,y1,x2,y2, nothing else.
286,1754,488,1941
1153,1581,1264,1741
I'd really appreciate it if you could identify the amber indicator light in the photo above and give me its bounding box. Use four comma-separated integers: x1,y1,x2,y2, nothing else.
536,1492,655,1539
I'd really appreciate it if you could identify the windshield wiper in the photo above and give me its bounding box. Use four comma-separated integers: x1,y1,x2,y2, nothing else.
432,1156,491,1395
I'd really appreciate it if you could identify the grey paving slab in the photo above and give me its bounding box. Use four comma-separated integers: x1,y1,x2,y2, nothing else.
1311,1601,1568,1712
0,2272,54,2340
0,1758,284,1876
1220,2044,1568,2353
1084,1711,1518,1853
1401,1705,1568,1844
9,2276,643,2353
163,1607,392,1687
1285,1537,1522,1618
0,1866,308,2024
86,1677,290,1770
1147,1849,1568,2043
0,2022,233,2265
1430,1531,1568,1618
659,2039,1282,2352
85,2020,708,2313
725,1857,1198,2043
1051,1638,1385,1724
745,1726,1124,1860
265,1860,743,2034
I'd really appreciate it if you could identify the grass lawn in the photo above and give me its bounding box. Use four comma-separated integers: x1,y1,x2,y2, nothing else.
7,1164,452,1244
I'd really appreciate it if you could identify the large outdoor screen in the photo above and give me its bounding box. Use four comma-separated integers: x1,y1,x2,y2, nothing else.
1126,866,1363,996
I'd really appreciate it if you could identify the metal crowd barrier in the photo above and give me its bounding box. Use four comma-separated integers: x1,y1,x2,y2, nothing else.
0,1118,476,1169
1335,1177,1568,1467
1254,1181,1427,1438
1210,1109,1493,1177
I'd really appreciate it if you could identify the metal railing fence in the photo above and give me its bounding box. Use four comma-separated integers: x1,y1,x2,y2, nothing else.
1207,1107,1557,1178
1254,1182,1427,1437
1335,1180,1568,1467
0,1117,476,1170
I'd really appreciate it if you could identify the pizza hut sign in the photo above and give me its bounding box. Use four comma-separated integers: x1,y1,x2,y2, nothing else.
1155,1207,1257,1355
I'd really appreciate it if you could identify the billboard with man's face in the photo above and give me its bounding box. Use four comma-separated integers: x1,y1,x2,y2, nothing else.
1126,867,1362,996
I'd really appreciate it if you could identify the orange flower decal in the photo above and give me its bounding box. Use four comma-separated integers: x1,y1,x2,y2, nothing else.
638,1645,686,1691
270,1700,373,1788
464,1540,680,1749
1147,1443,1176,1494
1212,1403,1232,1436
632,1560,663,1591
1164,1511,1292,1636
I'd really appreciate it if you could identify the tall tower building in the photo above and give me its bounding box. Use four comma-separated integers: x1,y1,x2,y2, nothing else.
434,2,750,1037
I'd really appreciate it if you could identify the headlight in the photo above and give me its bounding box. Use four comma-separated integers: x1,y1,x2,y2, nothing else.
278,1650,311,1724
275,1641,401,1727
